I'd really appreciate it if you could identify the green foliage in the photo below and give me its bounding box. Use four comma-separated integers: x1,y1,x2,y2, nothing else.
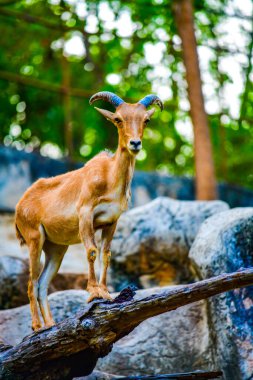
0,0,252,188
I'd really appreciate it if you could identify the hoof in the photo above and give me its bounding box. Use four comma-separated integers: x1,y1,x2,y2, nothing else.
99,286,112,301
44,320,56,329
87,285,112,302
87,286,103,303
32,322,42,331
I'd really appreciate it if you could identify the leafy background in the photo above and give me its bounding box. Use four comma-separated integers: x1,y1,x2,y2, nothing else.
0,0,252,188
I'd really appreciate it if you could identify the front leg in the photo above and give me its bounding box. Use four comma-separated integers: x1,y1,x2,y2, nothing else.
79,207,101,302
99,222,117,300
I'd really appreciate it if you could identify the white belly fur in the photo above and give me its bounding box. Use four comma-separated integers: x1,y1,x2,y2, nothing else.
94,202,122,226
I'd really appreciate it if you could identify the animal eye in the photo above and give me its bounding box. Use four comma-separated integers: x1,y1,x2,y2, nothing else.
114,118,122,124
144,119,150,124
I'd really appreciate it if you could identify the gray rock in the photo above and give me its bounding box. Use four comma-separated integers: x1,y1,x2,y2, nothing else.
97,292,214,375
111,197,229,289
189,208,253,380
0,256,29,309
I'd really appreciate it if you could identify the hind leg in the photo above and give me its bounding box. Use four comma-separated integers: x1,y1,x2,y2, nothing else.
38,241,68,328
27,225,45,331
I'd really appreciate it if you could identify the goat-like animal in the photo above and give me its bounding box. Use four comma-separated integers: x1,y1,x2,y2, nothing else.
15,92,163,330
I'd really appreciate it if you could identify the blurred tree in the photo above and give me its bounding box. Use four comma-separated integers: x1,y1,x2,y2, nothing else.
61,55,73,160
0,0,252,193
173,0,217,200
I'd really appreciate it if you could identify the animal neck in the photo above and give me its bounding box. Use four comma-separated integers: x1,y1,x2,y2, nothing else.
113,143,136,195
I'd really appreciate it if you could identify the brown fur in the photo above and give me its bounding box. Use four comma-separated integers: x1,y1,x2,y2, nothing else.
15,223,26,246
15,102,157,330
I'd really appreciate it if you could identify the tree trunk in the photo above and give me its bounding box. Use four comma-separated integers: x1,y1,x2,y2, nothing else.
61,56,74,160
173,0,217,200
1,268,253,380
238,10,253,127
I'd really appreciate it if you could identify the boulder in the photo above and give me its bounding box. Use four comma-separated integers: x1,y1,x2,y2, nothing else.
0,256,87,309
0,288,213,376
189,208,253,380
0,256,29,309
97,296,213,375
110,197,229,289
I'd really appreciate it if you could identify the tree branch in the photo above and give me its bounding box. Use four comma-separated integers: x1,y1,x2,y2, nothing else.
0,0,20,5
0,6,87,34
0,69,92,99
1,268,253,379
119,371,223,379
0,69,179,107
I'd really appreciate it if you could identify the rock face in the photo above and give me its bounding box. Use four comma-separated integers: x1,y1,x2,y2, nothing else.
189,208,253,380
0,256,87,309
97,294,214,375
0,256,29,309
0,288,214,376
110,197,229,290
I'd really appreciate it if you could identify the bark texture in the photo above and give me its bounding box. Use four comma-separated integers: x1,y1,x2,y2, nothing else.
173,0,217,200
1,269,253,380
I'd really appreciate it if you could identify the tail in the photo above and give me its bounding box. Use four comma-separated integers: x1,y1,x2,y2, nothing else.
15,224,26,246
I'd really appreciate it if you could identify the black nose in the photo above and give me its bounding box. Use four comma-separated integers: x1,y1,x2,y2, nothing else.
130,140,141,150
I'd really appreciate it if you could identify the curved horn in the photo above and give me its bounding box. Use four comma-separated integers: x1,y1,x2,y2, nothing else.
89,91,124,108
138,94,164,111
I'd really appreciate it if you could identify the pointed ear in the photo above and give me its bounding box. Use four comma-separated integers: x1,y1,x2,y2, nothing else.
95,107,115,122
146,108,156,118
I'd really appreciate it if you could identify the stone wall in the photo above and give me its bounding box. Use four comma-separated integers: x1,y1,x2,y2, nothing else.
1,145,253,211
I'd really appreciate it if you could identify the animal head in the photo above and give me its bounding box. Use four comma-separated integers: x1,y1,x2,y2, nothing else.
89,91,163,156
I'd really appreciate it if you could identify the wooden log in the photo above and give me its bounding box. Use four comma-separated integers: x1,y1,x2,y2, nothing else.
1,268,253,380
